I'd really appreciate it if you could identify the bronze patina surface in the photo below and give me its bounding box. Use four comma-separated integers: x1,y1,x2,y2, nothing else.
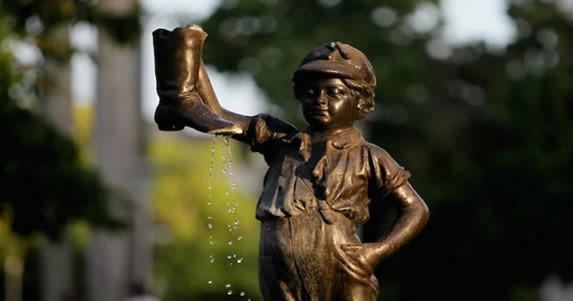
152,25,429,301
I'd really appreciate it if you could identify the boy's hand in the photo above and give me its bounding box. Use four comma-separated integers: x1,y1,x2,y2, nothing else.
340,243,389,276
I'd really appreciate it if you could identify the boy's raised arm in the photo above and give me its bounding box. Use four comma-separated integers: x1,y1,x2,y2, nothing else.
195,62,253,133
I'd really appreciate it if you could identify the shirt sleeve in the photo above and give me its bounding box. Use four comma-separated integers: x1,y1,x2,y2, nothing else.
368,144,411,197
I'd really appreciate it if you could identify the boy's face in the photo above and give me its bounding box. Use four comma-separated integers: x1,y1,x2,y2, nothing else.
298,76,361,132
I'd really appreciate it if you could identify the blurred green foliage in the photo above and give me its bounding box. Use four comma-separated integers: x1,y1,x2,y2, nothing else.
150,135,260,300
0,92,124,238
0,2,141,299
0,12,125,241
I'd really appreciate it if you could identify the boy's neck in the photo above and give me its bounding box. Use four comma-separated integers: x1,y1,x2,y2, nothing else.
308,125,358,138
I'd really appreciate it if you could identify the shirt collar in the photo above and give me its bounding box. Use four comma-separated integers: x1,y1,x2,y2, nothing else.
285,127,364,161
309,127,364,150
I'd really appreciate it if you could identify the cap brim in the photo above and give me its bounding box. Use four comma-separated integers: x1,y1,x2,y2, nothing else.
294,60,358,79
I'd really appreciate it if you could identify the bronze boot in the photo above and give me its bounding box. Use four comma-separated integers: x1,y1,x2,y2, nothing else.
152,25,241,134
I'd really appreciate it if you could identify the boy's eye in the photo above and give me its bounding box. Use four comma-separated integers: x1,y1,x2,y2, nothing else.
327,87,344,98
303,88,317,97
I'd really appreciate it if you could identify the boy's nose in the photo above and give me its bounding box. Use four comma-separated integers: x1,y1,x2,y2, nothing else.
316,91,328,105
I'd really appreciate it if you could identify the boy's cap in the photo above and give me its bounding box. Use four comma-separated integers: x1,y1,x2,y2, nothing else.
294,41,376,87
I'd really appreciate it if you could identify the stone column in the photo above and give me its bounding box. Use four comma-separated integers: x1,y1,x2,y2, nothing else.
87,0,151,299
39,25,74,301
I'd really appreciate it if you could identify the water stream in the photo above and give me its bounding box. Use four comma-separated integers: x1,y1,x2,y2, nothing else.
206,136,251,300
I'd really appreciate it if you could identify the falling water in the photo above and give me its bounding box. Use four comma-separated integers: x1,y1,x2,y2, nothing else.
206,136,218,287
205,135,251,299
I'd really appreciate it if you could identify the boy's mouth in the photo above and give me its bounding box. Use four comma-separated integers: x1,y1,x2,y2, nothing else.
309,110,329,118
308,106,328,114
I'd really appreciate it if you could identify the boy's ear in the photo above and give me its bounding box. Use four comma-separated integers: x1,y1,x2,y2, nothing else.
356,98,374,117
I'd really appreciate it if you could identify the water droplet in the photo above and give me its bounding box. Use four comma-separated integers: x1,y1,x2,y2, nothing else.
237,258,243,264
228,241,233,245
227,290,233,295
225,283,232,288
237,236,243,241
208,224,213,229
240,291,246,296
208,280,213,285
234,220,239,225
227,255,232,259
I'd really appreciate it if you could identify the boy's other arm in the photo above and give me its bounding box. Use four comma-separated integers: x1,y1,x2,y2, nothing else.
341,182,429,271
373,183,429,259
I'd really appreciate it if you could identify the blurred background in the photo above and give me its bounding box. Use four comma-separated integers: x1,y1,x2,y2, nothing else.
1,0,572,300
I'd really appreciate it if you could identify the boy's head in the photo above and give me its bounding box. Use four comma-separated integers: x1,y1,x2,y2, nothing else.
293,42,377,120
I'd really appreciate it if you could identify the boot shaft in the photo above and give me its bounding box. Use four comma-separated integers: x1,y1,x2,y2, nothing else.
152,25,207,103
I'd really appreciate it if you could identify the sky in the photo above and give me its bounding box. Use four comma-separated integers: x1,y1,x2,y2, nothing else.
70,0,516,121
441,0,515,46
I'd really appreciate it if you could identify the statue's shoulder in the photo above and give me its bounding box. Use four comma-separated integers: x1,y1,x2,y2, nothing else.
363,141,392,159
362,141,404,172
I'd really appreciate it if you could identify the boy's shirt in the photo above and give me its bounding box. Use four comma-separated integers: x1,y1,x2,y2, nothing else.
240,114,411,225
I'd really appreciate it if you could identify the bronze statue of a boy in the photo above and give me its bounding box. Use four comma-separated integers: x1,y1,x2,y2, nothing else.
154,26,429,301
